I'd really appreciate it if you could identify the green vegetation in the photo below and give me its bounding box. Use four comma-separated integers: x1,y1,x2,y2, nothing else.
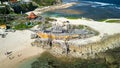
0,13,55,30
11,2,37,14
13,22,37,30
98,19,120,23
0,0,8,4
31,34,120,68
0,2,37,14
31,51,108,68
0,5,12,14
0,0,62,14
0,14,40,30
33,0,62,6
105,20,120,23
11,18,42,30
98,19,107,22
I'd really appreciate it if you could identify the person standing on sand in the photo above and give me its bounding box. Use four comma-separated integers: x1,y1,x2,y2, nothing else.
48,34,53,48
65,40,70,54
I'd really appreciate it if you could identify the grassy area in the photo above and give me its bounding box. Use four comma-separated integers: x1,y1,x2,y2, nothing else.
13,23,33,30
31,46,120,68
105,20,120,23
98,19,120,23
31,51,108,68
12,20,42,30
33,0,62,6
0,14,55,30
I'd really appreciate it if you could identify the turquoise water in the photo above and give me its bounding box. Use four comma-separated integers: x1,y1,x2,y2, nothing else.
41,0,120,20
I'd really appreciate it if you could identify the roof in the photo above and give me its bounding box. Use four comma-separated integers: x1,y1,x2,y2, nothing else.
27,12,37,19
0,25,6,29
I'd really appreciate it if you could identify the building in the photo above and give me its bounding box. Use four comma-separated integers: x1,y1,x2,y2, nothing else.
27,12,37,19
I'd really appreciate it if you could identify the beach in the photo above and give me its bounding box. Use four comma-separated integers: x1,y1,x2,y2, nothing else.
0,30,45,68
52,17,120,45
0,2,78,68
0,17,120,68
0,2,120,68
26,2,77,15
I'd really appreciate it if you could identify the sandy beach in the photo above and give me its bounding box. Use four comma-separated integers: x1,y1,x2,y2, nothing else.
54,17,120,35
0,17,120,68
0,0,120,67
26,2,77,15
1,2,120,67
0,30,45,68
0,2,78,68
52,17,120,45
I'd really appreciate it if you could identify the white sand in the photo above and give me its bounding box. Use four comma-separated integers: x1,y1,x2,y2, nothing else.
0,30,32,60
0,30,45,68
53,17,120,45
26,2,77,15
0,46,45,68
0,2,78,68
54,17,120,35
0,18,120,68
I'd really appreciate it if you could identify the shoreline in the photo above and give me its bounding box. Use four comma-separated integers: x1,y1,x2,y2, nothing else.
0,30,45,68
0,46,45,68
26,2,77,15
0,17,120,68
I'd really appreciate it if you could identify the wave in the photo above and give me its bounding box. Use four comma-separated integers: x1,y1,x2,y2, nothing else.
83,1,114,6
93,2,114,6
78,1,120,9
115,7,120,10
82,0,120,5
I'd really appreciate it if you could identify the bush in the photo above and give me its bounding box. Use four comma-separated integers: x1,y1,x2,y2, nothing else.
33,0,62,6
11,2,37,13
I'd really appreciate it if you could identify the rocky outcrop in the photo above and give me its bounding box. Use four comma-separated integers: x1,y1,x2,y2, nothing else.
49,34,120,59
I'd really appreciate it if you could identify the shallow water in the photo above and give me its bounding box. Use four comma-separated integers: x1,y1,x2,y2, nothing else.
41,0,120,20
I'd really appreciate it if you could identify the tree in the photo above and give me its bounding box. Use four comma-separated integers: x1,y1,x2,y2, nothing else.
0,0,8,4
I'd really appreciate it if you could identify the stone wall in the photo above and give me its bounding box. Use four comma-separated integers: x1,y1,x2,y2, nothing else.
50,34,120,59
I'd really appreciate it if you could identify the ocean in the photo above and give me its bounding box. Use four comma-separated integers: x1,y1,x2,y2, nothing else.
41,0,120,20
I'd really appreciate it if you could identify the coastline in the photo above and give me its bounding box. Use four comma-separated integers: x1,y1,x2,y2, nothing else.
26,2,77,15
0,0,120,68
0,30,45,68
0,2,78,68
0,17,120,68
0,46,45,68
